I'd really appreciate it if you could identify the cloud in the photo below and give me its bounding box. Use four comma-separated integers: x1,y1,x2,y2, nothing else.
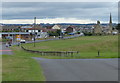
1,2,118,23
2,18,95,24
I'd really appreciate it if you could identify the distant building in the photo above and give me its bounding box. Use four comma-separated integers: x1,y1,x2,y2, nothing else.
21,26,32,29
66,26,77,33
104,13,118,35
51,25,69,33
20,26,33,32
109,13,113,33
93,13,117,35
1,25,20,32
25,28,42,33
93,21,103,34
51,25,61,29
104,13,113,34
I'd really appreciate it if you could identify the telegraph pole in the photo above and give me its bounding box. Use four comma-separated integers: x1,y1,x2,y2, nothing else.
34,17,36,47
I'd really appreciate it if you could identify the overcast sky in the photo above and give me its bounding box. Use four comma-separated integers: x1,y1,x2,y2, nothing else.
1,2,118,24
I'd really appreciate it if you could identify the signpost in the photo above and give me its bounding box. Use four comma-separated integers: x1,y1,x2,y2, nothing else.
34,17,36,47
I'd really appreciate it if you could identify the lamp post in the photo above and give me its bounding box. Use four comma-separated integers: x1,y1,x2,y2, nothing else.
34,17,36,47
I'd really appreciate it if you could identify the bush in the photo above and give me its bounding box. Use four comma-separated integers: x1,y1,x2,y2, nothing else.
83,32,93,36
77,32,80,34
48,30,61,36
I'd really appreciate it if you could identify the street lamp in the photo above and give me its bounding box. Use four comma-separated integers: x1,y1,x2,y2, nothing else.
34,17,36,47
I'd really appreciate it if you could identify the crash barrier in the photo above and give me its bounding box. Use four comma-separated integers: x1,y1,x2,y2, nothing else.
21,46,79,57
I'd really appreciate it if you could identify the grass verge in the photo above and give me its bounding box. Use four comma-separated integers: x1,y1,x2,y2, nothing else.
2,55,46,81
11,45,118,59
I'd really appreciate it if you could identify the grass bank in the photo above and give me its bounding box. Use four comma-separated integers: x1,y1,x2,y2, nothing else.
21,35,118,59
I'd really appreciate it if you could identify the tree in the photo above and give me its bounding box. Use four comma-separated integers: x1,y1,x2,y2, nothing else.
48,30,62,36
56,29,61,36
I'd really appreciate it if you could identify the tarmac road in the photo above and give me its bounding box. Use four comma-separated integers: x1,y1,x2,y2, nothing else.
12,34,83,45
33,57,118,81
0,34,81,55
0,42,13,55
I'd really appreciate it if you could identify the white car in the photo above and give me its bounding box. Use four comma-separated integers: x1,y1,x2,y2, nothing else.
80,33,84,36
20,39,26,43
112,32,118,35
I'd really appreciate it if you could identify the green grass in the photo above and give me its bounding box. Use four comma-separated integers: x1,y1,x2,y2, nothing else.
2,35,118,81
21,35,118,59
2,55,46,81
0,55,1,83
0,39,9,42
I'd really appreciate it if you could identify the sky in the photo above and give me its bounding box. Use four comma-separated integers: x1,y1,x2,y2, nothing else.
0,2,118,24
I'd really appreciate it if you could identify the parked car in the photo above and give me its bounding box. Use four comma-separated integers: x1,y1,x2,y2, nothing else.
58,36,63,39
20,39,26,43
80,32,84,36
68,33,75,35
112,32,118,35
5,43,9,47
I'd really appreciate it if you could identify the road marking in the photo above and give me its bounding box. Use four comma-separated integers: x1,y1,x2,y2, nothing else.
0,50,12,51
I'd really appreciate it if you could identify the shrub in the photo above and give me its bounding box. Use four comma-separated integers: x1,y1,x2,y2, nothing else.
83,32,93,36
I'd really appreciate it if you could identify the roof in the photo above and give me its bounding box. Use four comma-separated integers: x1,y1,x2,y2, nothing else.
26,28,57,32
2,25,20,29
21,26,32,28
0,32,30,34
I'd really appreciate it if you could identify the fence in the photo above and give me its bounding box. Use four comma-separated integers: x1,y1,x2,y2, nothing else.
21,46,79,57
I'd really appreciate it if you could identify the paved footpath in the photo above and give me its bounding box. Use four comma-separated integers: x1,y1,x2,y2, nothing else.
33,57,118,81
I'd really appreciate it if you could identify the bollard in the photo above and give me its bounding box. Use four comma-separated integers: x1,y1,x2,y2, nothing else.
98,50,100,57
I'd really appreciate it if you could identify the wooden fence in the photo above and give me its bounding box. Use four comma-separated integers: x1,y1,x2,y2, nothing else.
21,46,79,57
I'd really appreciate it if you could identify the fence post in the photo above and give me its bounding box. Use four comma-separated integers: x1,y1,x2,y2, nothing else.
21,46,80,58
71,52,73,58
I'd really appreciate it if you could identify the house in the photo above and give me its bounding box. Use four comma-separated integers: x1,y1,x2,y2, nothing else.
25,28,49,38
50,24,69,33
66,26,77,33
25,28,42,33
1,25,50,41
60,25,69,33
51,25,61,29
1,32,31,41
21,26,32,32
1,25,20,32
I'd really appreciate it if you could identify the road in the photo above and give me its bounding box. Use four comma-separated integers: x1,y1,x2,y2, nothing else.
1,34,82,55
12,34,84,45
33,57,118,81
0,42,13,55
